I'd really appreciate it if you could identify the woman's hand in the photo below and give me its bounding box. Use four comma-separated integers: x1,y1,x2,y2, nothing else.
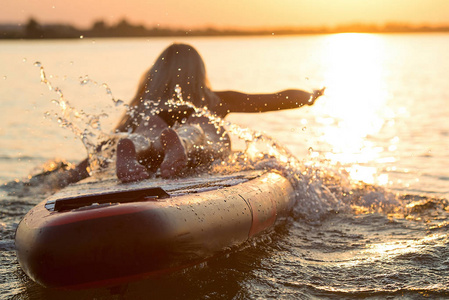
308,87,326,105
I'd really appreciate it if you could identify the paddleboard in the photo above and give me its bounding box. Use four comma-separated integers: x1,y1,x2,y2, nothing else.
15,170,296,289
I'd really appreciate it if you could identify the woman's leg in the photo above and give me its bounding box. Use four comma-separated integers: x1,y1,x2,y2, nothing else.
116,127,190,181
116,115,231,181
159,124,206,178
116,138,152,183
53,158,90,187
185,116,231,162
116,115,168,182
133,114,167,172
159,117,231,178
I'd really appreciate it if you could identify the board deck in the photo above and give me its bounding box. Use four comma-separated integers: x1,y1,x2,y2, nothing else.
16,170,296,289
45,170,264,211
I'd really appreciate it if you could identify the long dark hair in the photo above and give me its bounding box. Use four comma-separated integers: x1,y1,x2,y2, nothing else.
116,43,219,132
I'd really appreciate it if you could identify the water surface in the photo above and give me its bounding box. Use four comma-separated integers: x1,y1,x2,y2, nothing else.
1,34,448,299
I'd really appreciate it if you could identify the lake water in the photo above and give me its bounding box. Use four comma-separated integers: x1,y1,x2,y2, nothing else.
1,34,448,299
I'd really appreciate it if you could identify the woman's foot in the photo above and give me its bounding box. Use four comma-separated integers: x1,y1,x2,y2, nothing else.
160,128,188,178
116,138,151,183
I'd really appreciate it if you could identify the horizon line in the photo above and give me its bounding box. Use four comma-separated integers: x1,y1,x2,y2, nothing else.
2,17,449,30
2,18,449,39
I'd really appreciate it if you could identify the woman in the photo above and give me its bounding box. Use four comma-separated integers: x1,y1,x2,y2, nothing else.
65,43,325,184
114,43,231,182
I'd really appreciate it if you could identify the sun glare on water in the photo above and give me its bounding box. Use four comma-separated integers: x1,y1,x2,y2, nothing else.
315,33,394,185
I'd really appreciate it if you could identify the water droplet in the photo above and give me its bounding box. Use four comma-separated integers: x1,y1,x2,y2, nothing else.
174,84,183,99
114,99,124,107
22,58,27,62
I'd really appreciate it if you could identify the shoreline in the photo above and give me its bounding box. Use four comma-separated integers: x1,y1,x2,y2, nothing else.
2,19,449,39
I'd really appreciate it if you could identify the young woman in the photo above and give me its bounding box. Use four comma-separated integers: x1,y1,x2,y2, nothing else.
64,43,325,184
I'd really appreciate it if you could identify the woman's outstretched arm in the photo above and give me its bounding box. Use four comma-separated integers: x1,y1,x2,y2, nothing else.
214,88,324,116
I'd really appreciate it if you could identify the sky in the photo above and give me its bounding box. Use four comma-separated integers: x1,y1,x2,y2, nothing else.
2,0,449,29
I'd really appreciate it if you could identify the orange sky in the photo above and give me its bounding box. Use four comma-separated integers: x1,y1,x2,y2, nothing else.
2,0,449,29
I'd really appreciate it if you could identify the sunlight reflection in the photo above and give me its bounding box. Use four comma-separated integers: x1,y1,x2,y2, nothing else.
336,233,448,269
366,233,447,260
317,33,392,185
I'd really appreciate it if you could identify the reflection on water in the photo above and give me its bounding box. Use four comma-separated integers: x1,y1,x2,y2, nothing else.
364,232,446,263
315,34,393,186
304,33,449,197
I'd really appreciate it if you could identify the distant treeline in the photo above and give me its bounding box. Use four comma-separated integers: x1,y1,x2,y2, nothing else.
2,18,449,39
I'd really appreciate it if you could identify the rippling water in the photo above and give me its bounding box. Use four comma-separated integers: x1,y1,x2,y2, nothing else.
1,34,448,299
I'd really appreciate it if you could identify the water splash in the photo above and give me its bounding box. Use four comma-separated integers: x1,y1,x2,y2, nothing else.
79,75,124,107
34,73,409,221
155,86,361,220
37,63,121,177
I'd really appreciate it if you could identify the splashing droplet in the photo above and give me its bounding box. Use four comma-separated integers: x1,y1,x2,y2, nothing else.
174,84,182,99
114,99,124,107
